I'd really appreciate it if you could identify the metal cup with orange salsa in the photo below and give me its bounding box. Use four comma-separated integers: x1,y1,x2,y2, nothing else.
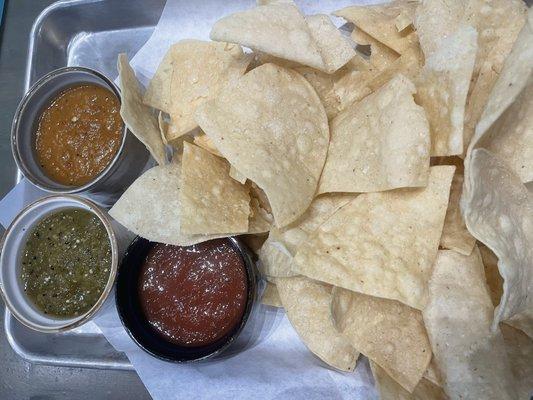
12,66,149,205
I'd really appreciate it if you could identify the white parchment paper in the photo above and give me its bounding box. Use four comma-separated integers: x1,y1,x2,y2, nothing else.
0,0,382,398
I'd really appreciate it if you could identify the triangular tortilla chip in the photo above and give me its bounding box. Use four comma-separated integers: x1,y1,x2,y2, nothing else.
210,3,353,73
318,74,430,194
423,248,518,400
335,2,418,55
415,25,477,156
332,287,431,392
294,166,455,310
259,194,354,278
195,63,329,228
117,54,167,166
179,142,250,235
276,277,359,372
371,361,447,400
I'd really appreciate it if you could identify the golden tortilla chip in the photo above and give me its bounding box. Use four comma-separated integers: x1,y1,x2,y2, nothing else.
371,361,447,400
179,142,250,235
501,324,533,399
147,40,250,142
110,164,224,246
332,288,431,392
276,277,359,371
192,133,223,158
294,166,455,310
248,196,273,234
335,2,418,55
432,157,476,256
294,55,373,120
318,74,429,194
423,357,443,388
211,3,353,73
261,281,282,308
366,47,423,92
259,194,354,278
117,54,167,166
415,26,477,156
423,248,518,400
462,149,533,333
195,63,329,228
395,4,417,32
229,166,247,184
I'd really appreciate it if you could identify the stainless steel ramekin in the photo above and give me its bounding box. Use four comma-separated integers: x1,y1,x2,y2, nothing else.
11,66,150,206
0,195,134,333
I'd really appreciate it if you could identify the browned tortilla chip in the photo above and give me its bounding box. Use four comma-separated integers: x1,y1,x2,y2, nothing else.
335,2,418,55
117,54,167,166
276,277,359,371
261,282,282,308
371,361,447,400
415,26,477,156
195,63,329,228
210,3,353,73
462,149,533,333
295,166,455,310
432,157,476,256
423,248,518,399
318,74,430,194
332,288,431,392
259,194,354,278
179,142,250,235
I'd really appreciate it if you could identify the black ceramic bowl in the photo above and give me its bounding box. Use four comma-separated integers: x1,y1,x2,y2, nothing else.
115,236,259,363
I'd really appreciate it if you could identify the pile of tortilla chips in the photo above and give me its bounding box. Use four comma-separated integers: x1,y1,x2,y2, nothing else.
111,0,532,397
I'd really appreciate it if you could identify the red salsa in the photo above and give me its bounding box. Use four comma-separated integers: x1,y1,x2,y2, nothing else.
138,239,248,347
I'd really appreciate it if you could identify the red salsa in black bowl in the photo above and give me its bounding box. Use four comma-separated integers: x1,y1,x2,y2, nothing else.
115,237,258,362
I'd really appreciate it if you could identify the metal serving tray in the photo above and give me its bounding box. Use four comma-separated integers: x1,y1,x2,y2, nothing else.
6,0,166,370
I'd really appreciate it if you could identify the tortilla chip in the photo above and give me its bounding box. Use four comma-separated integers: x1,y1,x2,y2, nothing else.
179,142,250,235
110,163,223,246
294,166,455,310
229,166,247,184
423,248,518,399
462,0,528,150
351,28,400,71
462,149,533,332
415,26,477,156
210,3,353,73
259,194,354,278
157,111,169,146
117,54,167,166
276,277,359,371
506,311,533,340
432,157,476,256
395,5,416,32
479,244,503,307
335,2,418,55
501,324,533,399
414,0,466,57
261,281,282,308
294,55,373,120
164,40,251,141
423,357,443,388
143,50,174,113
248,196,273,234
471,11,533,182
195,63,329,228
332,288,431,392
193,133,223,158
371,361,447,400
318,74,429,194
367,47,423,92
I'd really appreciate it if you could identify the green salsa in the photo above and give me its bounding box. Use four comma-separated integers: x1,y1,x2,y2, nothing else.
20,208,112,317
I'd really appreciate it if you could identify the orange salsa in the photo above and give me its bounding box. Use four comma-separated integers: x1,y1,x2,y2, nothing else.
35,84,123,186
